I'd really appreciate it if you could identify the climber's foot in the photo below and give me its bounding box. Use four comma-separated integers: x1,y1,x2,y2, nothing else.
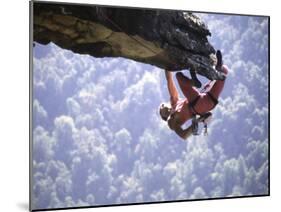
190,70,202,88
216,50,223,71
193,78,202,88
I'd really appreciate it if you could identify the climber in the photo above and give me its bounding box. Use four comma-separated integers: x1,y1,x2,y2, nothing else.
159,50,228,140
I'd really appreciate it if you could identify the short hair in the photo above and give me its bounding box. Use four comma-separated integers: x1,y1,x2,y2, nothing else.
159,103,170,121
160,111,168,121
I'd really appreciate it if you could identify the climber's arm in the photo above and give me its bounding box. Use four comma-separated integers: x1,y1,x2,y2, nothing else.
165,70,179,106
167,117,193,140
168,112,213,140
174,125,193,140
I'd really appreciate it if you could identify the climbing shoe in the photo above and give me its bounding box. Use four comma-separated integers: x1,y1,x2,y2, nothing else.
190,69,202,88
216,50,223,71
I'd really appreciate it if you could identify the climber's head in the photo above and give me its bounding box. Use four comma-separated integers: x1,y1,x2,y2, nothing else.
159,102,172,121
209,53,217,66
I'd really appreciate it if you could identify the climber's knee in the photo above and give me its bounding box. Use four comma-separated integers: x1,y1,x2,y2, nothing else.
176,72,183,79
222,65,229,75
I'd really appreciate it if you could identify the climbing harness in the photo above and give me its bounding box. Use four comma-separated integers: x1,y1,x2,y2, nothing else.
188,91,218,117
188,91,217,136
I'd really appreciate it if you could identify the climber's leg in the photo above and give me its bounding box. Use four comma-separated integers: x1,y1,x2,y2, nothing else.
208,66,228,99
176,72,200,102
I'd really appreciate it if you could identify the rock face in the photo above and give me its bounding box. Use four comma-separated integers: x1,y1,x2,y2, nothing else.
33,2,222,80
